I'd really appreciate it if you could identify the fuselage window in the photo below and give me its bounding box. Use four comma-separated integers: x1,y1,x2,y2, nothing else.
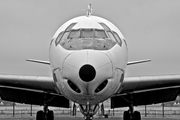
81,29,94,38
95,29,107,39
113,32,122,46
68,29,80,39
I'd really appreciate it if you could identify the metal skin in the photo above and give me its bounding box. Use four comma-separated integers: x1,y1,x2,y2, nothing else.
49,16,128,106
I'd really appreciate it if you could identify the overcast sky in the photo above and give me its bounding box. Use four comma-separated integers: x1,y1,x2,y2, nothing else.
0,0,180,77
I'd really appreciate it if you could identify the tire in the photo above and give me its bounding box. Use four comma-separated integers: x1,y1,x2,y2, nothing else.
84,115,93,120
85,117,92,120
47,110,54,120
123,111,130,120
36,110,44,120
134,111,141,120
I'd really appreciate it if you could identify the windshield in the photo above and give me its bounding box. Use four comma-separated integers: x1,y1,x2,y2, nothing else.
56,28,122,50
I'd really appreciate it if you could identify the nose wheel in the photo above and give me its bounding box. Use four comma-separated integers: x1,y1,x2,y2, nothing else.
84,115,93,120
79,103,99,120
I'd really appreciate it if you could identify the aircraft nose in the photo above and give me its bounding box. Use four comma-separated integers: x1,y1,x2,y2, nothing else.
62,50,113,95
79,64,96,82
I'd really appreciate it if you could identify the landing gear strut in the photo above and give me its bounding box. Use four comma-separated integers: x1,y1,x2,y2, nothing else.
123,95,141,120
72,103,77,116
79,103,99,120
36,94,54,120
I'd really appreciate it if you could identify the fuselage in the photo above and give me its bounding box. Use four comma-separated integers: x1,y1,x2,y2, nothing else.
49,15,128,105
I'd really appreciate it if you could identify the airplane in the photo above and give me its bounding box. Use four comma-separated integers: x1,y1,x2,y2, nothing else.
1,4,180,120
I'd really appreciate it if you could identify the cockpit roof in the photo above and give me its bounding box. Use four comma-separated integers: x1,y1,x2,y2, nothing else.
53,15,124,40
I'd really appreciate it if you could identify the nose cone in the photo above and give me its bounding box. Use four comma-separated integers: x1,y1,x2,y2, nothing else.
79,64,96,82
62,50,113,96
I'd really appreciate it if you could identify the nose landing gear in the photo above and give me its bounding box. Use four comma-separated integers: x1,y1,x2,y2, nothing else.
79,103,99,120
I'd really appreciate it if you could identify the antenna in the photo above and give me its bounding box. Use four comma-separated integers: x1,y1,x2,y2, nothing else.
86,4,92,16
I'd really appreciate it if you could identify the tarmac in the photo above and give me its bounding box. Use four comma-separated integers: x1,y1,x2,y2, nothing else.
0,116,180,120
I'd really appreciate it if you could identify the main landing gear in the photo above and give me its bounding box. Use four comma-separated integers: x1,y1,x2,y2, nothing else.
36,94,54,120
123,95,141,120
123,105,141,120
36,105,54,120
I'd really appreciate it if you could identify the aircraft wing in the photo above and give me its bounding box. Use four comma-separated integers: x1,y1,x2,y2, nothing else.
0,75,69,108
111,75,180,108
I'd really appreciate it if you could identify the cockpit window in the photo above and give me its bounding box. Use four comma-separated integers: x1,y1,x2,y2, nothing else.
65,23,77,31
56,23,77,45
55,31,63,45
99,22,122,46
68,29,80,39
81,29,94,38
99,23,111,31
107,31,116,42
95,29,107,39
113,32,122,46
57,28,120,50
61,31,70,40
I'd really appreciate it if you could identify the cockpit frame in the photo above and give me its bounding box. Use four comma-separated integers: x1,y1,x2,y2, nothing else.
55,28,122,49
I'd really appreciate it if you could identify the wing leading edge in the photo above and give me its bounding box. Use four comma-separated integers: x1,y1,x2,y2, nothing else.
111,75,180,108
